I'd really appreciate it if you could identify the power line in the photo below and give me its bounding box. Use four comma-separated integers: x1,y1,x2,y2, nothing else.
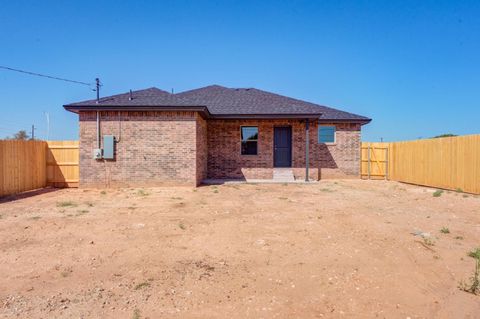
0,128,23,134
0,118,35,127
0,125,30,131
0,65,94,88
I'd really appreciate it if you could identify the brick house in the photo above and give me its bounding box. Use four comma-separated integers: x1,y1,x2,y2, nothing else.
64,85,371,187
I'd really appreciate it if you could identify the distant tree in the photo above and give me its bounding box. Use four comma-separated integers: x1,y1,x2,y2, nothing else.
433,133,457,138
8,130,30,140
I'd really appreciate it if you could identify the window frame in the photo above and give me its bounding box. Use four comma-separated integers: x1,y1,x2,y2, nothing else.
318,125,336,144
240,126,259,155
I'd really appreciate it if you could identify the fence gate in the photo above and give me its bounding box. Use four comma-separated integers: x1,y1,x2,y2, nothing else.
46,141,79,187
361,142,389,180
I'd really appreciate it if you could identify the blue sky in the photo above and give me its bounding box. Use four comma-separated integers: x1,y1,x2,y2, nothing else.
1,0,479,141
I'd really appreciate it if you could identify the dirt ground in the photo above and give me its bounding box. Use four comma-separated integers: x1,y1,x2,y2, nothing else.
0,180,479,318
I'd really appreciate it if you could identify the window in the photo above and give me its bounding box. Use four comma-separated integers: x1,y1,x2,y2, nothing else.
241,126,258,155
318,126,336,143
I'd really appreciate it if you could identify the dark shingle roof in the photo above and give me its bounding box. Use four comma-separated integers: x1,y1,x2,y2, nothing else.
175,85,370,121
66,87,199,107
64,85,370,123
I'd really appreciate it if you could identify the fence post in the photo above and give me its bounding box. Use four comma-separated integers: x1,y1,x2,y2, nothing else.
367,144,371,179
385,146,389,180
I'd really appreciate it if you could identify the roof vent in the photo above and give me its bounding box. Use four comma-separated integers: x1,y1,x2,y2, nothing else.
129,89,133,100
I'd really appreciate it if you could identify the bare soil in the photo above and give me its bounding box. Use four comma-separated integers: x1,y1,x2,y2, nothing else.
0,180,479,318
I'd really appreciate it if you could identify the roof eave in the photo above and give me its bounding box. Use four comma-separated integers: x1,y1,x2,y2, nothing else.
63,105,211,118
63,105,371,124
210,113,323,120
209,114,371,124
318,118,372,125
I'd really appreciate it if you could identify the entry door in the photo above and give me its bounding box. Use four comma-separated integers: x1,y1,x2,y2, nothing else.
274,127,292,167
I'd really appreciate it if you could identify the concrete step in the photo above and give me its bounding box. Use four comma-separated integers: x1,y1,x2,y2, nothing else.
273,168,295,182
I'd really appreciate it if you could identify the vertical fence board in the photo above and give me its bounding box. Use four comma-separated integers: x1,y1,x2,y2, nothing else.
46,140,79,188
360,142,389,180
0,140,79,197
362,134,480,194
0,140,47,197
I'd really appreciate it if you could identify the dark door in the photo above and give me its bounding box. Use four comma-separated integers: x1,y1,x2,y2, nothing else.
274,126,292,167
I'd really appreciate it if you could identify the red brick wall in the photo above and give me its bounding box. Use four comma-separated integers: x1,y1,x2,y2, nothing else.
79,111,203,187
78,112,361,186
207,120,361,180
317,122,362,178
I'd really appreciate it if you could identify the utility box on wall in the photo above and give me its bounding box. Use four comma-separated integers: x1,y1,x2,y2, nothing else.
103,135,115,159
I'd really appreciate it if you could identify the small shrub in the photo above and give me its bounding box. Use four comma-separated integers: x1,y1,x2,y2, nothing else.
455,236,464,240
278,197,288,200
468,248,480,260
76,209,89,216
179,222,186,230
171,197,183,200
424,237,435,246
432,190,443,197
29,216,41,220
132,308,141,319
459,255,479,295
134,282,151,290
136,189,149,196
440,227,450,234
213,189,219,194
463,194,469,198
456,188,464,193
85,202,94,207
100,190,107,195
56,201,77,208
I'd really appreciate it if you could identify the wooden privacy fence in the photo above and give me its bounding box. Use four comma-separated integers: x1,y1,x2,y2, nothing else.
0,140,47,197
2,136,479,196
361,142,389,180
46,141,79,188
361,134,480,194
0,140,79,197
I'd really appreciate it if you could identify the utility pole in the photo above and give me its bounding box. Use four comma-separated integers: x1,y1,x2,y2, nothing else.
95,78,100,103
31,124,35,140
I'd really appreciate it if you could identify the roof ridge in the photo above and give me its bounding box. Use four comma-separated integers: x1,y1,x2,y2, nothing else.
144,86,168,91
175,84,228,95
